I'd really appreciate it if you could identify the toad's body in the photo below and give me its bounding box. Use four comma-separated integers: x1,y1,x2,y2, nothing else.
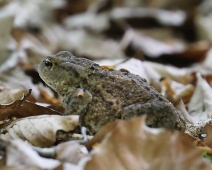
38,51,185,134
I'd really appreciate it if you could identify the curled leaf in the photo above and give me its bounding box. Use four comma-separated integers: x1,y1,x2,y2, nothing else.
0,115,79,147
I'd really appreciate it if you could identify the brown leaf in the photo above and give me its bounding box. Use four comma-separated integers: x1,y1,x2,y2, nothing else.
0,89,31,120
0,87,61,122
85,119,125,149
14,100,62,119
85,116,210,170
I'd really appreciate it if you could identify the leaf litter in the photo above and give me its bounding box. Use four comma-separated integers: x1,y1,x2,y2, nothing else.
1,0,212,169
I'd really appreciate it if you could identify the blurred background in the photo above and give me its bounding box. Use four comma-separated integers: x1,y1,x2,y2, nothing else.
1,0,212,67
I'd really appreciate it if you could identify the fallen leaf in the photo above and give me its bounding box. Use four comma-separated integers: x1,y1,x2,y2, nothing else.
0,67,40,99
111,8,187,26
0,115,79,147
0,12,14,51
64,12,110,32
14,100,62,118
116,58,150,82
56,141,88,164
42,27,126,59
2,0,65,28
188,73,212,124
0,87,29,104
0,89,31,120
5,139,60,169
143,61,193,84
0,165,43,170
85,116,210,170
85,119,125,149
203,124,212,148
160,78,195,105
121,29,186,58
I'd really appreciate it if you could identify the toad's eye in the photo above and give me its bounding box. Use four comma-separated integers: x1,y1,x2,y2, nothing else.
43,59,52,68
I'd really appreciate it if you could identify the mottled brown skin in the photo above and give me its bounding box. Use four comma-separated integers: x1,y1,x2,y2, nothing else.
38,51,186,134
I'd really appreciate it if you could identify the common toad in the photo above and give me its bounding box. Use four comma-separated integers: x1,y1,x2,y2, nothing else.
38,51,186,134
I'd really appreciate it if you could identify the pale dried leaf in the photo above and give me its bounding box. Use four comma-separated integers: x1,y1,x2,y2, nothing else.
176,100,194,124
160,78,194,105
11,29,51,67
202,48,212,70
188,73,212,124
6,139,60,169
64,12,109,32
143,61,192,84
56,141,88,164
0,12,14,50
121,29,186,57
69,30,126,59
42,27,126,59
111,8,186,26
0,88,28,104
196,12,212,41
85,117,210,170
0,67,40,99
116,58,150,82
0,115,79,147
2,0,65,27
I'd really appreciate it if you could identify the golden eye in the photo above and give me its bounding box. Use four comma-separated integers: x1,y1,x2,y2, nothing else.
43,59,52,68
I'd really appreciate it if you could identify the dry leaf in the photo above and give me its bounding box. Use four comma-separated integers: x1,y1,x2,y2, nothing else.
160,78,194,105
0,115,79,147
188,73,212,124
0,165,43,170
143,61,193,84
203,124,212,148
0,88,29,104
0,67,40,99
64,12,109,32
14,100,62,118
111,8,186,26
0,89,31,120
0,12,14,51
116,58,150,82
42,27,126,59
5,139,60,169
2,0,65,27
85,119,125,149
56,141,88,164
121,29,186,57
0,88,60,121
85,116,210,170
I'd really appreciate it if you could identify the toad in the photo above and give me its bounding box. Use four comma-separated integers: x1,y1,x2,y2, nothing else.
38,51,186,134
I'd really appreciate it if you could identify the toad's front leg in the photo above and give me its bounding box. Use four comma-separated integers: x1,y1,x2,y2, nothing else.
63,88,92,115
